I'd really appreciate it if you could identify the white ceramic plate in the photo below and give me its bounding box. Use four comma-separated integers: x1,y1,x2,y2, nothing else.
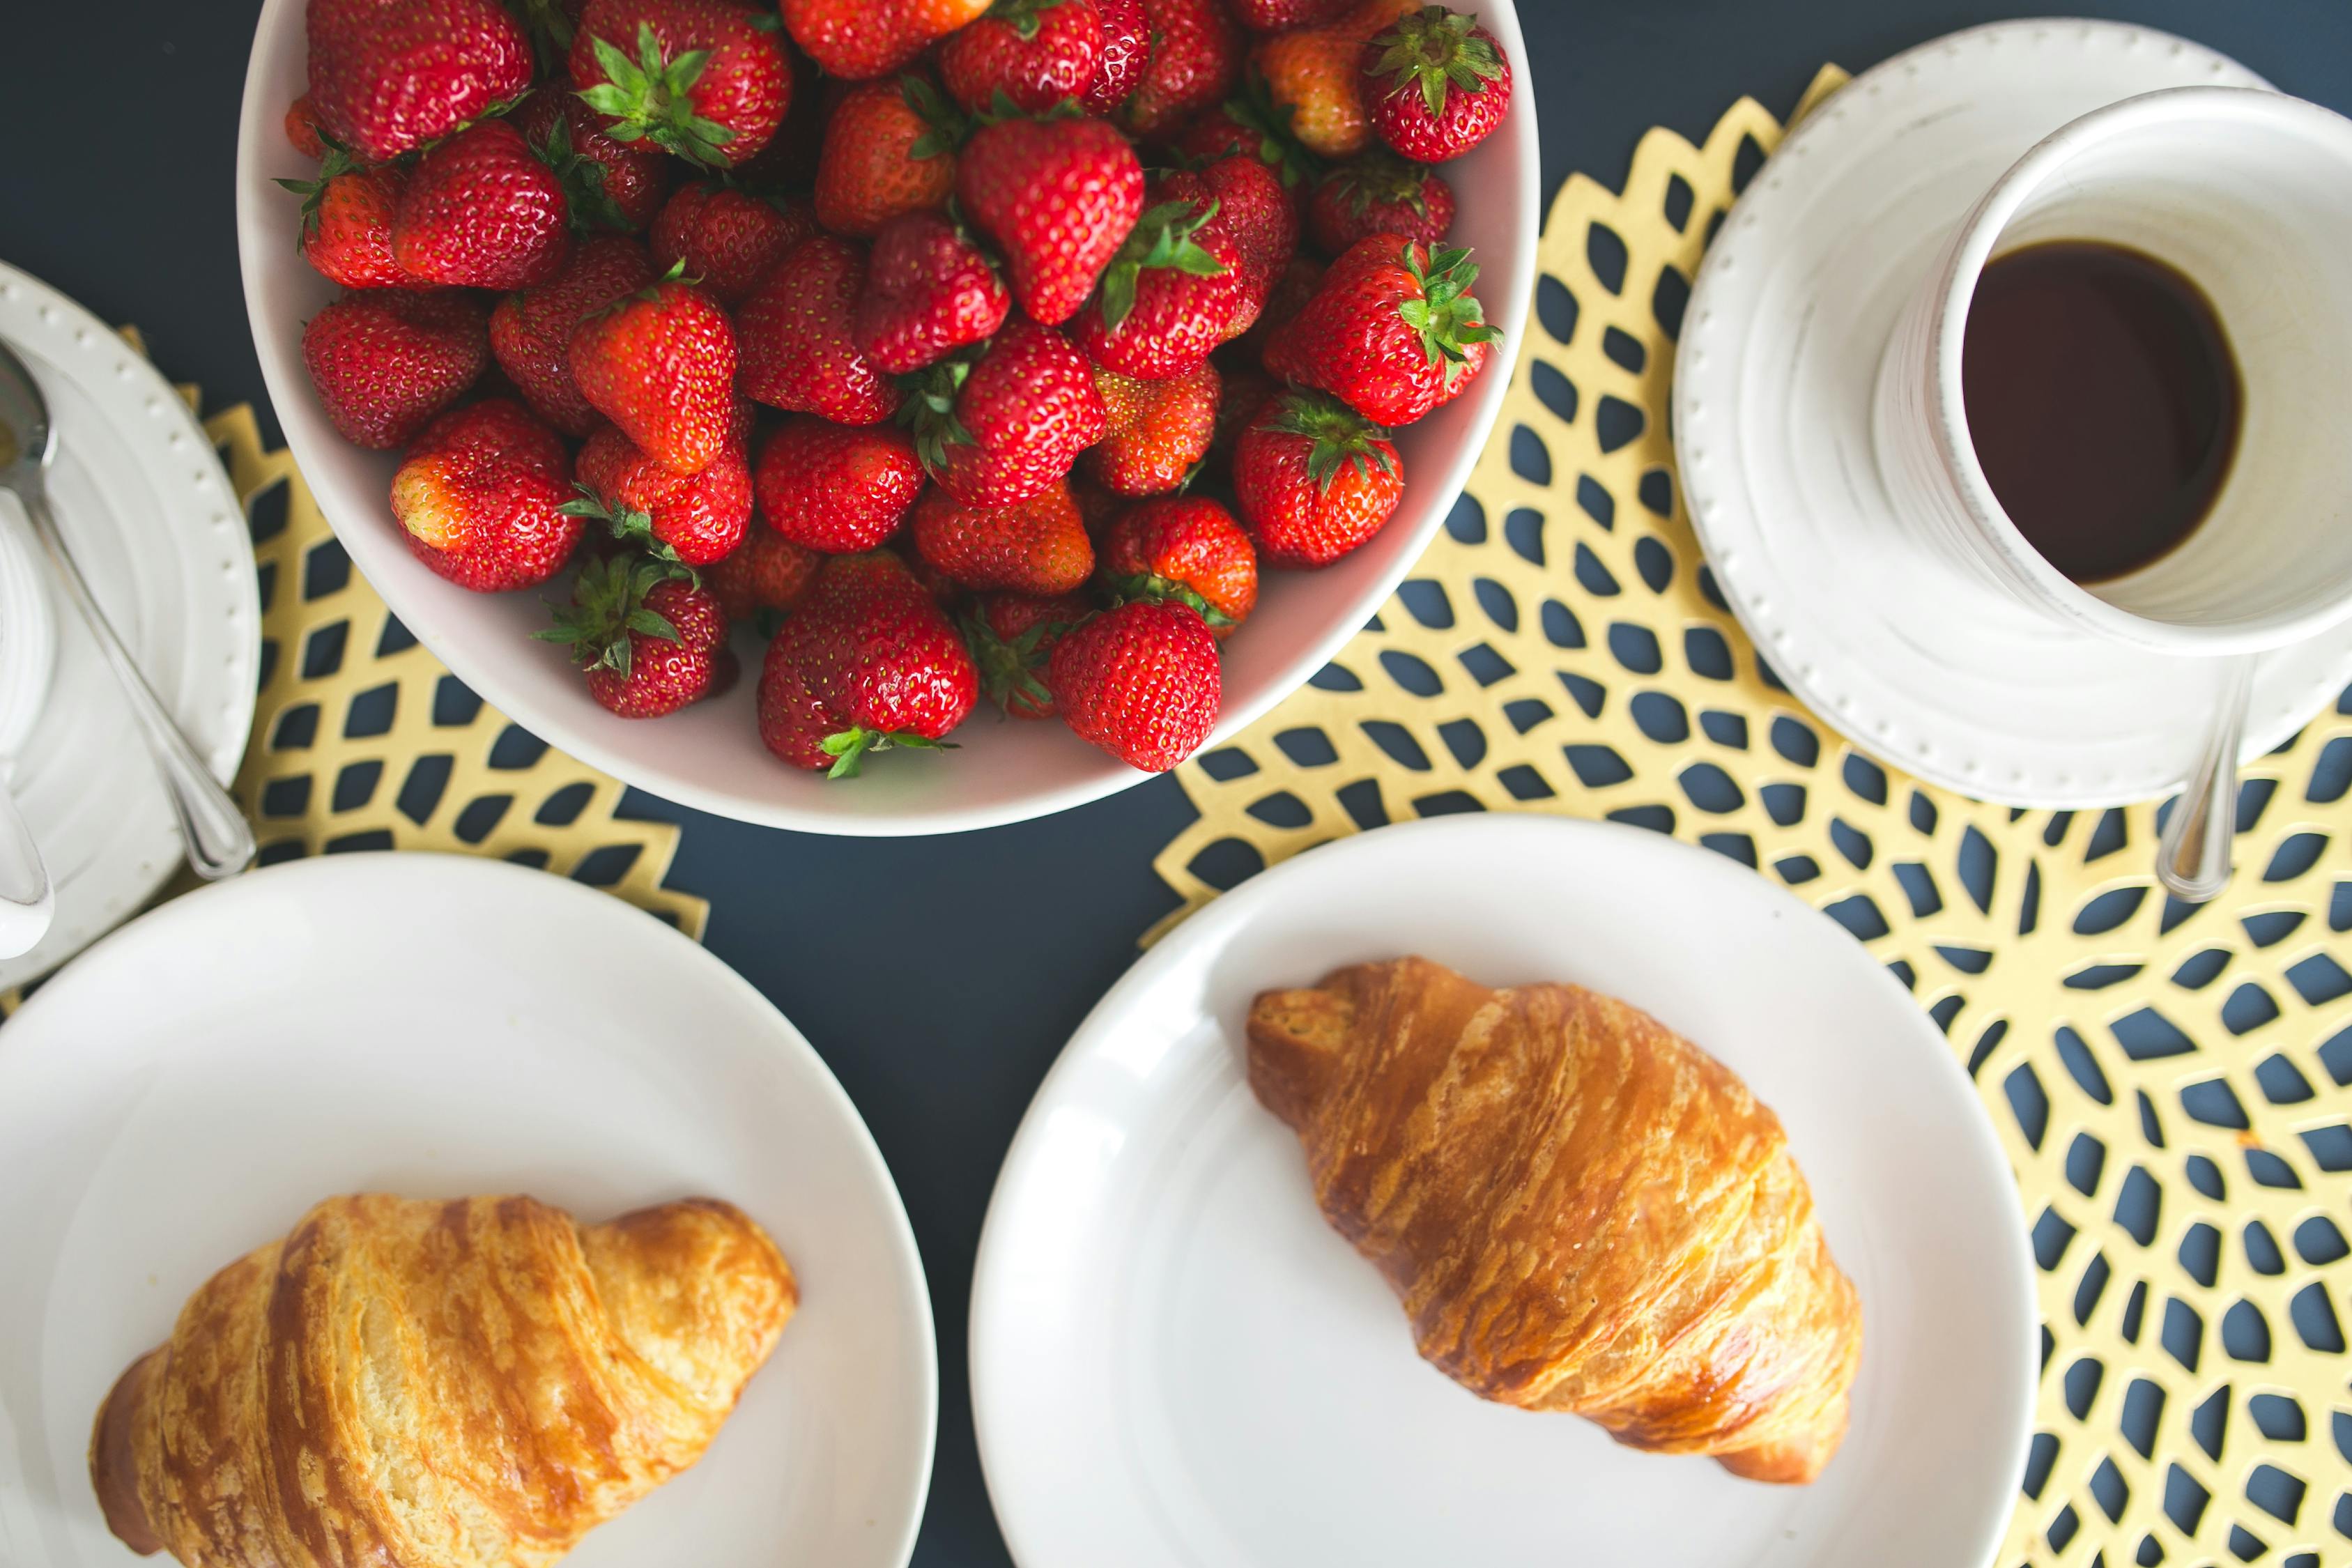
232,0,1540,836
1674,20,2352,809
0,260,259,990
0,852,935,1568
971,815,2035,1568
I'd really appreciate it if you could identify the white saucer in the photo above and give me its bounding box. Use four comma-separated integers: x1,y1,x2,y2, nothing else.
0,852,937,1568
1674,20,2350,809
0,260,259,992
971,816,2034,1568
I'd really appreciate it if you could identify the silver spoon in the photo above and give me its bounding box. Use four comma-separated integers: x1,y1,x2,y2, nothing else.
2154,654,2254,904
0,341,254,882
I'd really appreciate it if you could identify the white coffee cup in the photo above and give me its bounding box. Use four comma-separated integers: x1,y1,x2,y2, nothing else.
1873,85,2352,655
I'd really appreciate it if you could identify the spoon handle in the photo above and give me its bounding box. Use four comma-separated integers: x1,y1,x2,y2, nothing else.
20,486,256,882
0,783,52,958
2154,654,2256,905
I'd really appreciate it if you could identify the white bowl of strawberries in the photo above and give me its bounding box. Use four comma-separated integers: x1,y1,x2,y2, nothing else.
236,0,1536,835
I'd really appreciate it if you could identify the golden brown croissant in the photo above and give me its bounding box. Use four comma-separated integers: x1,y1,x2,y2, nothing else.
91,1192,797,1566
1247,957,1862,1483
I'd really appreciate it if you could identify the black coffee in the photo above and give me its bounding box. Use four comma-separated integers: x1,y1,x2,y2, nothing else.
1960,239,2240,584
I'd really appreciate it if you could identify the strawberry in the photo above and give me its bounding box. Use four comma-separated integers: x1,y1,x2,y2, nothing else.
569,0,792,168
569,275,739,472
1079,0,1148,115
1086,360,1218,494
1231,386,1401,564
853,211,1011,374
736,234,898,424
913,478,1093,593
956,112,1144,325
1307,150,1452,254
896,541,970,608
1171,153,1296,332
1208,359,1281,462
650,183,816,304
1230,0,1351,29
538,556,729,716
489,235,658,435
514,90,674,233
1072,195,1245,381
284,94,329,158
390,398,582,590
1048,599,1220,769
279,155,415,290
963,589,1091,716
757,551,977,776
753,416,926,551
1362,5,1512,162
306,0,534,162
1262,235,1492,425
1068,469,1125,532
569,424,753,563
1252,0,1414,158
777,0,992,79
1116,0,1240,137
302,289,489,448
392,118,572,289
939,0,1103,116
1100,495,1256,634
1168,90,1321,192
1231,249,1319,360
707,528,824,622
812,76,963,238
898,315,1107,507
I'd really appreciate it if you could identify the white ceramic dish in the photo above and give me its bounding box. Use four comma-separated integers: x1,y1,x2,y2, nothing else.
0,852,936,1568
1675,20,2352,810
0,260,259,992
233,2,1539,836
971,815,2036,1568
0,498,54,767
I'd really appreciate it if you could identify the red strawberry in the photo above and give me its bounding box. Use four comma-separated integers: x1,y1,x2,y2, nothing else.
650,183,816,304
539,557,729,716
569,276,739,472
812,76,964,238
302,289,489,448
1068,469,1125,532
390,398,582,590
571,424,753,564
1262,235,1491,424
956,112,1144,325
1100,494,1256,633
753,416,926,552
489,236,657,435
853,211,1011,374
912,479,1094,593
1361,5,1512,162
737,235,897,424
777,0,992,79
1232,249,1320,360
1167,92,1321,192
284,94,329,159
1231,387,1401,564
1307,150,1452,254
306,0,534,162
1073,196,1245,380
392,118,571,289
279,156,415,290
1048,599,1220,769
963,589,1091,716
569,0,792,167
1116,0,1239,137
1079,0,1149,114
1086,360,1218,495
940,0,1104,115
1229,0,1350,29
1208,359,1281,462
757,551,977,775
899,315,1107,507
1169,153,1296,333
1252,0,1413,158
514,90,674,233
707,528,824,622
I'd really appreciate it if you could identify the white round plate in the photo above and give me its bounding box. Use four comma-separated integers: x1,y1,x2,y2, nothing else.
233,0,1539,837
0,852,936,1568
0,260,259,990
1674,20,2352,810
971,815,2035,1568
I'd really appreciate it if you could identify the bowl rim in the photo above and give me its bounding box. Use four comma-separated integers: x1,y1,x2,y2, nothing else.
234,0,1539,836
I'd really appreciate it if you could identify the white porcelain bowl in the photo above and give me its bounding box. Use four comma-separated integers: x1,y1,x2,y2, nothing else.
234,0,1539,835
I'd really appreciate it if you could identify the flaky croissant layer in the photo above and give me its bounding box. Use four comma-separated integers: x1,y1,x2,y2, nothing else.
92,1192,796,1567
1248,957,1862,1484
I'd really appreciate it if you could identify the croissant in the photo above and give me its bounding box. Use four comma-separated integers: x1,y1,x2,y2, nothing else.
91,1192,797,1567
1247,957,1862,1483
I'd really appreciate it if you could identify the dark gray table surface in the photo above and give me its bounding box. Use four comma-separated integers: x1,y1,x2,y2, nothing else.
9,1,2348,1560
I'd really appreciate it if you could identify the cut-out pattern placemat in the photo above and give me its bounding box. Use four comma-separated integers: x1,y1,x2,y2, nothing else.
1156,69,2352,1568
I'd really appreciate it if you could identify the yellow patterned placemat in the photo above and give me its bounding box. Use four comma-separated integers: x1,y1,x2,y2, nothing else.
1157,70,2352,1568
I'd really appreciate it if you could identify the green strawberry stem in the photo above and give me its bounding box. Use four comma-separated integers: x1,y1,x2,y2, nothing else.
982,0,1077,44
1396,242,1499,387
1366,6,1507,118
1330,148,1432,220
556,484,691,570
273,135,361,244
903,75,972,160
819,728,955,780
1214,72,1323,188
961,610,1061,713
1261,390,1397,495
532,553,684,680
1105,570,1234,627
576,21,740,169
895,360,978,477
525,100,633,234
1097,199,1227,329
